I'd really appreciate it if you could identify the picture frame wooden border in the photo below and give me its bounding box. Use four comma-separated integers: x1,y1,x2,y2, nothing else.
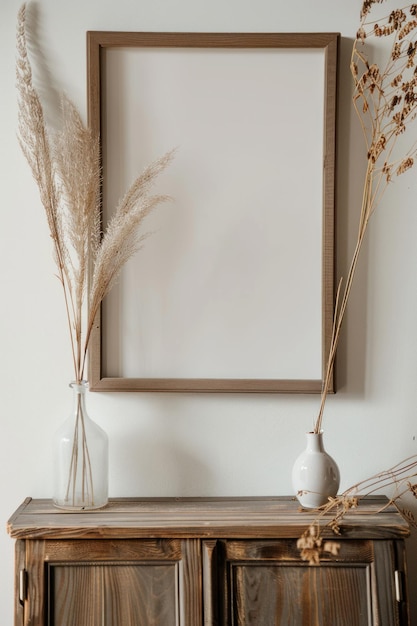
87,31,339,393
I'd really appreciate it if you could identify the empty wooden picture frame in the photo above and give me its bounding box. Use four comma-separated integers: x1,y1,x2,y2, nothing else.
87,32,339,393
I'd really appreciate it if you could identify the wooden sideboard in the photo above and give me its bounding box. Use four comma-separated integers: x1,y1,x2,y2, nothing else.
7,496,410,625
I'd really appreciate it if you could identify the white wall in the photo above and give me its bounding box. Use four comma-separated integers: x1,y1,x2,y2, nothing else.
2,0,417,623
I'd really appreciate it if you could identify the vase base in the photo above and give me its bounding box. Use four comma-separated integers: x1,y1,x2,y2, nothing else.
295,493,334,509
53,500,108,511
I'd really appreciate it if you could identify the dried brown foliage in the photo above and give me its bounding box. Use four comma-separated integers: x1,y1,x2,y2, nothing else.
297,524,340,566
298,456,417,564
315,0,417,433
16,4,174,383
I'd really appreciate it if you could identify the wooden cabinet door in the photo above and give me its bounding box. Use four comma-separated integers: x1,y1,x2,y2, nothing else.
21,538,202,626
207,539,406,626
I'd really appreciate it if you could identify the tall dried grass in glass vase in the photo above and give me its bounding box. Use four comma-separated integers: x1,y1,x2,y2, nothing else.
16,4,174,509
294,0,417,507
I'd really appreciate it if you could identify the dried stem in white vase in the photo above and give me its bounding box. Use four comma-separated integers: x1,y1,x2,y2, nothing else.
314,0,417,433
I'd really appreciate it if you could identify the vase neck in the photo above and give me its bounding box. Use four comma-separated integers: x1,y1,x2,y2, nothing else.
70,381,88,394
305,431,325,453
70,381,88,418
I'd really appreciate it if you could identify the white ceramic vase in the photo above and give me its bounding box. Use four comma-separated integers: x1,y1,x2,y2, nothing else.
292,431,340,509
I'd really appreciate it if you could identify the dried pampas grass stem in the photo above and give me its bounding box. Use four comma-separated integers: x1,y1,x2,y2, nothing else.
16,3,174,384
16,3,175,508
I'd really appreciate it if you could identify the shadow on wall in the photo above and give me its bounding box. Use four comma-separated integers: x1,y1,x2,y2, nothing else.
334,36,370,398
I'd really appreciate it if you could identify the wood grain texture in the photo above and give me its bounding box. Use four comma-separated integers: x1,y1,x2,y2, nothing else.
51,563,178,626
179,540,202,625
43,538,182,561
87,31,339,50
8,497,409,626
21,538,201,626
25,540,47,625
202,540,219,626
7,496,410,540
14,541,25,626
87,376,325,394
371,541,399,626
86,31,338,395
219,537,405,625
232,564,371,625
223,538,375,563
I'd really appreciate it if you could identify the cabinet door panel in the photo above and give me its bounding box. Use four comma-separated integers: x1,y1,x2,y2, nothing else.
215,539,401,626
24,539,201,626
233,563,371,626
50,563,178,626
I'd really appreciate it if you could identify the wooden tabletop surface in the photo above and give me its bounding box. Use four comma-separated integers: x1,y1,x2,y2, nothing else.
7,495,410,541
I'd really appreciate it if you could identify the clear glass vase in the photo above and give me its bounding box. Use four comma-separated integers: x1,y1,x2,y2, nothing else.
53,381,108,510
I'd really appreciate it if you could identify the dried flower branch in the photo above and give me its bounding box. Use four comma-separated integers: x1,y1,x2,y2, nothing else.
314,0,417,433
297,523,341,566
297,455,417,564
16,4,174,384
